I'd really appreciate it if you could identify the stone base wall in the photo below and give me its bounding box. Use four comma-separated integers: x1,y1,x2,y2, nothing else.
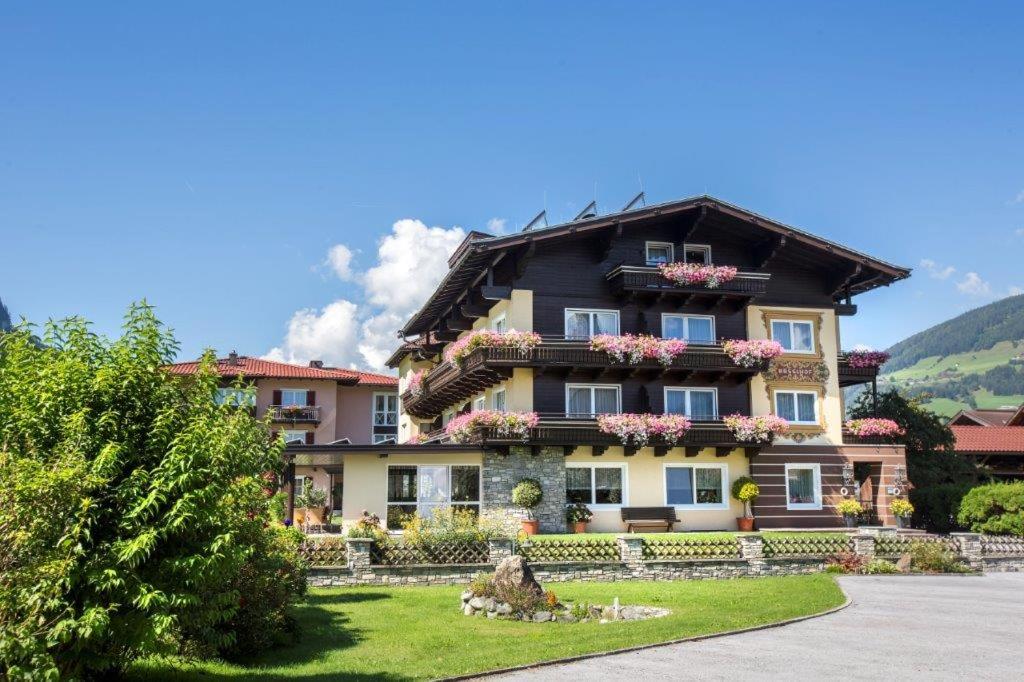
480,446,567,534
982,556,1024,572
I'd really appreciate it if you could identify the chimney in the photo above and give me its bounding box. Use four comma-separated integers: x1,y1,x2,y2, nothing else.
228,350,239,365
308,360,324,369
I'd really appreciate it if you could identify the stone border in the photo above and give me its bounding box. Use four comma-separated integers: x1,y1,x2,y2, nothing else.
440,591,854,681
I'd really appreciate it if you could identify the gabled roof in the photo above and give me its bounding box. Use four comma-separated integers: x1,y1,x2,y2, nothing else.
399,194,912,337
165,355,397,387
949,406,1024,427
951,425,1024,454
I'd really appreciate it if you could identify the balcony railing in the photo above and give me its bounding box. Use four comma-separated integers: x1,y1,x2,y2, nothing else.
402,338,766,418
268,405,321,423
606,265,770,304
837,354,881,387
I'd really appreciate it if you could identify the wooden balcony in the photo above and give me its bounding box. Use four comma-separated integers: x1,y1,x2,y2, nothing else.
606,265,770,309
837,354,881,387
402,339,765,418
268,405,321,423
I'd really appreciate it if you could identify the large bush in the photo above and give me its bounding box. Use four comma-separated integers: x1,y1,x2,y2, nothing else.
0,304,305,679
957,482,1024,536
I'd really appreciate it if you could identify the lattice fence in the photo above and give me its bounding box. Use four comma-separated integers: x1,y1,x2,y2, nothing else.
299,538,348,567
762,535,853,558
371,540,490,566
643,537,741,560
518,539,620,562
981,535,1024,556
875,534,961,558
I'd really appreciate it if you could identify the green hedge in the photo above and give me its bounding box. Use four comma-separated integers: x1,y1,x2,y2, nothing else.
957,482,1024,536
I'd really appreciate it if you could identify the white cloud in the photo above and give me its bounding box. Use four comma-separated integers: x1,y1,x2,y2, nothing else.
919,258,955,280
1015,228,1024,237
486,217,508,235
1009,286,1024,297
956,272,992,297
1011,189,1024,205
266,219,466,371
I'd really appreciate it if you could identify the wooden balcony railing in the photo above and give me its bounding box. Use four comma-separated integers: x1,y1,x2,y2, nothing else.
402,338,765,418
837,354,881,387
268,405,321,423
606,265,770,306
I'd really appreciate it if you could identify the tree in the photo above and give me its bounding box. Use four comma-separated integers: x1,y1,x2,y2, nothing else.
0,303,302,679
849,389,984,533
0,297,11,332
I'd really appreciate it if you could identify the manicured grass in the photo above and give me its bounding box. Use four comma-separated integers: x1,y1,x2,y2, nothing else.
131,575,843,681
530,531,849,542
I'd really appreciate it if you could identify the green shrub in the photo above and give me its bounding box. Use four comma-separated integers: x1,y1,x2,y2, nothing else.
0,304,303,678
347,510,389,542
511,479,543,518
910,542,969,573
401,507,502,545
565,503,593,524
468,572,496,598
863,559,899,574
957,482,1024,536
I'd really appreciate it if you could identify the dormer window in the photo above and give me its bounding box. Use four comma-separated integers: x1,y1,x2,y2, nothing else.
645,241,674,265
683,244,712,264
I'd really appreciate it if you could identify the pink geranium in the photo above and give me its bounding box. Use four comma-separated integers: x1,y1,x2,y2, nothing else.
722,339,785,368
444,410,539,443
659,262,738,289
844,418,904,438
590,334,688,366
597,413,692,447
723,414,790,443
444,329,542,364
846,350,890,369
407,369,426,398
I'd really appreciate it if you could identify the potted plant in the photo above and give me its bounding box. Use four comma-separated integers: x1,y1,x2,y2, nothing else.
836,498,864,529
890,498,914,529
511,478,543,535
730,476,760,531
565,502,593,533
295,485,328,533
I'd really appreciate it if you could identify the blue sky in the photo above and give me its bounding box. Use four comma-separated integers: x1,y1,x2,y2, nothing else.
2,2,1023,370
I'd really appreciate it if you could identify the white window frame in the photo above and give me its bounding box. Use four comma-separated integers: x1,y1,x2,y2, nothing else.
279,388,309,407
385,464,483,527
645,241,675,265
491,314,507,333
682,243,712,264
565,462,628,509
773,389,819,425
472,395,486,412
662,463,729,510
661,313,716,343
770,319,816,354
564,308,620,339
281,429,307,445
373,392,398,427
565,383,622,416
785,463,822,510
294,475,310,498
663,387,719,419
492,387,507,412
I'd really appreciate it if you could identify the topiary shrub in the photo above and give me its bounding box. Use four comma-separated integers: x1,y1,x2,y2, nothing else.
511,479,543,519
957,482,1024,536
730,476,760,518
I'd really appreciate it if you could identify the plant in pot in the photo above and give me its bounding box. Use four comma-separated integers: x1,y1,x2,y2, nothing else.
836,498,864,529
730,476,760,531
565,502,593,534
890,498,914,529
511,478,543,535
295,485,328,533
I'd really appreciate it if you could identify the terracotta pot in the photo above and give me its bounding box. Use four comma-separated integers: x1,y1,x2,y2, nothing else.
736,517,755,532
573,521,588,534
522,519,540,536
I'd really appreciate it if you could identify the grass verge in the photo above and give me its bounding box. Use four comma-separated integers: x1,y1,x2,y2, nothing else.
131,574,844,681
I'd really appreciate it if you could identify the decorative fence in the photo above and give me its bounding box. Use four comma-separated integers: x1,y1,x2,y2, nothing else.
304,532,1024,586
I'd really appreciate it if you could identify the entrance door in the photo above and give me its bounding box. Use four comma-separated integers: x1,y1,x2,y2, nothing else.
854,462,880,525
330,473,343,513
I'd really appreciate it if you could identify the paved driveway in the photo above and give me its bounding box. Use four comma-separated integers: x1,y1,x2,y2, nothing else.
488,573,1024,681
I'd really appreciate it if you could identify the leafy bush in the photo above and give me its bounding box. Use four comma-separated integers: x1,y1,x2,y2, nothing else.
347,510,389,542
957,482,1024,536
864,559,900,574
910,542,969,573
494,582,545,616
401,507,502,545
511,479,543,518
468,572,496,598
565,503,593,524
0,305,303,678
824,551,867,574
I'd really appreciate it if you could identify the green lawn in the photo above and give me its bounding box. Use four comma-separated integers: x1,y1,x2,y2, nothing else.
131,575,843,681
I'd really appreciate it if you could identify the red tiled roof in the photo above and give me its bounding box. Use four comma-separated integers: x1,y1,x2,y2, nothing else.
165,356,397,386
951,425,1024,454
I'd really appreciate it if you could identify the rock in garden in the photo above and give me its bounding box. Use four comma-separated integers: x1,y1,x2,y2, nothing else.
469,596,487,610
463,603,474,616
896,553,912,572
486,611,497,619
484,597,497,612
493,555,544,597
532,611,552,622
461,590,474,603
495,603,512,615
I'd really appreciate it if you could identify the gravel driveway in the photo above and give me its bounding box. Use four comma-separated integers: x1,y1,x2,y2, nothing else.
487,573,1024,680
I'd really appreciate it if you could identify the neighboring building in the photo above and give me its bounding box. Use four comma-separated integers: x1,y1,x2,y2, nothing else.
166,353,398,521
950,405,1024,479
285,195,911,532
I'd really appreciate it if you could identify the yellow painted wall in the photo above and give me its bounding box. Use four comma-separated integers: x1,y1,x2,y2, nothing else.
470,289,534,333
564,447,750,532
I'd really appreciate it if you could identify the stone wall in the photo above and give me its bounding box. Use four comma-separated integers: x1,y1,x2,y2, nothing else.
480,446,567,534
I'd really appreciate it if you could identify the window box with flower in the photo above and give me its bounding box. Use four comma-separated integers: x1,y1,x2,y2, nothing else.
596,413,692,448
658,262,739,289
722,339,785,368
844,418,904,442
844,350,890,369
444,410,540,444
444,329,542,365
723,414,789,444
589,334,688,366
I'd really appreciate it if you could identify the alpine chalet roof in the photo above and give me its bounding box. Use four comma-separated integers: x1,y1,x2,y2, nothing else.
166,356,397,387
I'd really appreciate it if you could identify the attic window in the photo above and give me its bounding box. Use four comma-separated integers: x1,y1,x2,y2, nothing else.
683,244,712,264
645,242,674,265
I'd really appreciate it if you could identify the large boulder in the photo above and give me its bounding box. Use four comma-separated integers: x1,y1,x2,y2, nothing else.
493,555,544,597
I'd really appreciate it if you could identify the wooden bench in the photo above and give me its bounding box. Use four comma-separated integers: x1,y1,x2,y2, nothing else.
621,507,680,533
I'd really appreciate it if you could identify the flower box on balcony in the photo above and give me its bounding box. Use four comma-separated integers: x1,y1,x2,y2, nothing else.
444,330,542,365
596,413,692,448
722,339,784,368
658,262,739,289
844,418,904,441
723,414,789,444
589,334,687,366
444,410,539,444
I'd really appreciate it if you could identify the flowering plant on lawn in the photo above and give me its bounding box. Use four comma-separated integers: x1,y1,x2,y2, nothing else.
590,334,688,366
407,369,426,398
444,329,542,364
722,339,785,368
845,349,891,369
723,414,790,443
596,413,692,447
658,262,739,288
445,410,540,443
844,417,905,438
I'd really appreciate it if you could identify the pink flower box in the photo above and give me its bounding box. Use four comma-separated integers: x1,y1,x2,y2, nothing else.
658,262,739,289
407,369,426,398
845,350,890,369
596,413,692,448
723,414,790,443
844,418,904,438
444,329,542,364
590,334,688,366
444,410,540,443
722,339,785,368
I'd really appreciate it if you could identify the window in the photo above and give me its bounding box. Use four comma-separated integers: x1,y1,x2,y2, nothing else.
785,464,822,510
374,393,398,426
662,314,715,343
294,475,309,498
565,308,619,339
566,384,621,416
770,319,815,353
281,429,307,444
442,410,454,426
645,241,674,265
664,388,718,420
492,388,506,412
492,314,507,333
774,390,818,425
215,387,256,407
386,465,481,530
473,396,486,412
566,464,626,506
278,389,308,406
683,244,712,264
664,464,727,509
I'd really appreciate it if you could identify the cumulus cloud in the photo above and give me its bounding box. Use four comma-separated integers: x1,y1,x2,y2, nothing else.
1009,286,1024,297
266,219,466,371
919,258,955,280
956,272,992,297
486,217,508,235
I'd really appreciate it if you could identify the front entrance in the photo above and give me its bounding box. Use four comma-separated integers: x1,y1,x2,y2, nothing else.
854,462,881,525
